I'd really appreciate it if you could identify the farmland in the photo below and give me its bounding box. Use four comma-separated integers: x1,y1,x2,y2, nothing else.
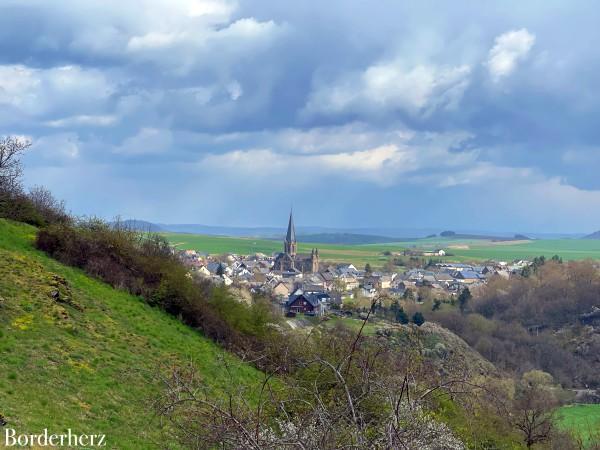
163,232,600,267
557,404,600,446
163,232,390,267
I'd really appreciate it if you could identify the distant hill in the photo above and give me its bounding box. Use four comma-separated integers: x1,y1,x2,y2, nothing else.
296,233,407,245
116,220,560,240
440,230,531,241
112,219,164,232
582,230,600,239
160,223,282,237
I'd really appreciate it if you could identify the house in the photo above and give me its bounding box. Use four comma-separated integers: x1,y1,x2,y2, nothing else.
272,280,293,298
207,262,221,274
453,270,483,284
423,249,446,256
285,291,328,316
361,286,377,298
339,273,359,290
434,272,454,285
362,278,377,290
211,274,233,286
301,282,326,293
197,265,211,277
336,263,359,275
495,269,510,279
235,267,252,278
304,274,326,290
420,274,437,286
317,271,336,290
436,263,473,272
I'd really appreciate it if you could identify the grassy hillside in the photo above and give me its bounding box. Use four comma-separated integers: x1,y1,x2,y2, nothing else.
0,219,266,449
558,404,600,446
164,232,600,267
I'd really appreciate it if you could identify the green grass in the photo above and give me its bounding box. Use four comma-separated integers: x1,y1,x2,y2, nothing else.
319,316,379,335
163,232,600,267
0,219,267,449
557,404,600,446
448,239,600,261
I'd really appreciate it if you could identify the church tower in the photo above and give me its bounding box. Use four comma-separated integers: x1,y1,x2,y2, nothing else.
284,210,297,257
311,248,320,273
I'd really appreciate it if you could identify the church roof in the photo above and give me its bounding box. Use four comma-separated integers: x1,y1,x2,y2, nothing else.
285,210,296,242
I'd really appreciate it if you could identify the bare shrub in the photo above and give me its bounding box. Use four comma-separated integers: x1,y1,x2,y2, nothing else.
0,136,31,192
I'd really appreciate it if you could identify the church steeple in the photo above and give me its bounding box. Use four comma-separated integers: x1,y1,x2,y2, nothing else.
284,210,297,257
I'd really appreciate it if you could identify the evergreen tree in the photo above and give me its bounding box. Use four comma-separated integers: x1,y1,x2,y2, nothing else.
364,263,372,274
532,256,546,271
412,311,425,326
458,287,471,313
395,307,409,324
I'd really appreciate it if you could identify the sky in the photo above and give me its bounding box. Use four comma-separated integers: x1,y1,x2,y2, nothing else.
3,0,600,233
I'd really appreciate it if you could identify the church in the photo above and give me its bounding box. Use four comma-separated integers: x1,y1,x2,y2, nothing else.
273,211,319,273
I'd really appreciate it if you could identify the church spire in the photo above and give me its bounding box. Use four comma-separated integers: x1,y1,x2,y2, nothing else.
284,209,297,257
285,209,296,243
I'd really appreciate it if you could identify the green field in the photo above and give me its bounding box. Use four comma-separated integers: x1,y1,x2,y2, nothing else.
448,239,600,261
0,220,265,448
558,404,600,446
163,232,600,267
164,232,391,267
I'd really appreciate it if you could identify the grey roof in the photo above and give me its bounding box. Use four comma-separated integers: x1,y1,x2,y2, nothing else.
435,273,454,281
207,262,222,273
285,210,296,243
456,270,482,279
286,291,328,308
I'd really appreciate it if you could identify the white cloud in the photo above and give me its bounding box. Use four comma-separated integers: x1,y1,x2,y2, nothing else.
201,146,411,185
123,8,283,75
45,114,117,128
127,32,184,51
0,64,114,118
486,28,535,82
198,128,478,185
305,59,471,118
114,128,173,155
226,80,243,100
434,163,534,187
31,133,81,161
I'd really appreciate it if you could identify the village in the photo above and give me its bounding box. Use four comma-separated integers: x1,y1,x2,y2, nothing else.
176,211,535,317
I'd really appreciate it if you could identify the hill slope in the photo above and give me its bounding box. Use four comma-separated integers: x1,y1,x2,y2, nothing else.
0,219,265,449
110,219,164,232
582,230,600,239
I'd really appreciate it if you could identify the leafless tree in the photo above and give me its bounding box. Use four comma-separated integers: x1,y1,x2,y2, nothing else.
0,136,32,192
511,384,558,448
28,185,69,223
153,300,471,449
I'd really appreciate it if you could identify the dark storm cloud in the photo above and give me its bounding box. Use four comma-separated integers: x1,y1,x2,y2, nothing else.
2,0,600,232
